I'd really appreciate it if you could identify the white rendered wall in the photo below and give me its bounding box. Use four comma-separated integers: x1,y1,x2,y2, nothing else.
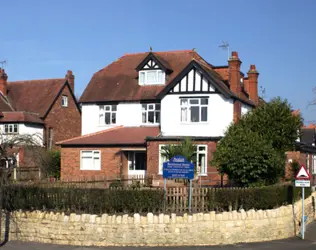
161,93,234,137
241,104,252,116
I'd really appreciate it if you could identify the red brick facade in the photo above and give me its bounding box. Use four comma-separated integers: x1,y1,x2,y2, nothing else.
44,85,81,149
146,140,228,186
61,147,123,181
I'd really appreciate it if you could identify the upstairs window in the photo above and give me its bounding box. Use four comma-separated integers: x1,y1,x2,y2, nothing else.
139,70,165,85
180,98,208,123
4,124,18,134
62,95,68,107
99,105,117,125
142,103,160,124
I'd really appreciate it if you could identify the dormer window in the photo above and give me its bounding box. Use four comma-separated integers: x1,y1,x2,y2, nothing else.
139,70,165,85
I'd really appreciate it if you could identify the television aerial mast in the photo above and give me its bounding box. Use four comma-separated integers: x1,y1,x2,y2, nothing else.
218,41,230,60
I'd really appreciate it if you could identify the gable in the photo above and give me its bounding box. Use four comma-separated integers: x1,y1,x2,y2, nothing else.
135,52,172,72
142,59,162,70
169,68,215,94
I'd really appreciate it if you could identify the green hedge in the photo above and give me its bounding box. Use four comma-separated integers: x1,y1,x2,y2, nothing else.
3,185,164,214
208,185,312,212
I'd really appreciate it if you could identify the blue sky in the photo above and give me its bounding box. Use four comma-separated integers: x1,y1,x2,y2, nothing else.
1,0,315,123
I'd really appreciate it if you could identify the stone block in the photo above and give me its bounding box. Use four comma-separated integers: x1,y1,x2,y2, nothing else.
210,211,216,220
101,214,108,224
147,213,154,224
153,215,158,224
171,213,176,223
203,213,211,221
215,213,223,221
164,215,170,224
158,213,164,224
134,213,140,224
122,214,128,224
116,216,122,224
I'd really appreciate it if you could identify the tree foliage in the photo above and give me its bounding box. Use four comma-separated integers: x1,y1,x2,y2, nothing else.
212,97,302,187
160,137,196,162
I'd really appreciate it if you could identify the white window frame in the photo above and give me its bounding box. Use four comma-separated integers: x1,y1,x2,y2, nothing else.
80,150,101,171
4,124,18,134
158,144,208,176
61,95,68,107
142,103,161,124
194,145,208,176
139,70,165,85
180,97,208,123
312,155,316,175
99,105,117,125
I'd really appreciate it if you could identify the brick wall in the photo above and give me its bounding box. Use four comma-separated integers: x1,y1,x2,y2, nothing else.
61,147,122,181
146,140,227,186
44,85,81,149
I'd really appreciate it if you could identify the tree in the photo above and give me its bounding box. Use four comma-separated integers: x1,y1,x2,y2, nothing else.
212,97,302,187
160,137,196,162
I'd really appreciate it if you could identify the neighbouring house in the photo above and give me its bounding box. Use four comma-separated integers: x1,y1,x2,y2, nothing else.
0,68,81,179
286,121,316,186
58,49,259,186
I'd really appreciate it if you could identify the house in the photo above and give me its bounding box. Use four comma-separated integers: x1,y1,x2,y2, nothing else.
0,68,81,179
58,49,259,186
287,123,316,186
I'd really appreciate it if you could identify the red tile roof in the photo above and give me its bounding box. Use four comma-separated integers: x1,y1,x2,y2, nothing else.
57,126,160,146
0,94,14,112
7,78,66,117
79,50,255,106
0,111,44,124
80,50,208,103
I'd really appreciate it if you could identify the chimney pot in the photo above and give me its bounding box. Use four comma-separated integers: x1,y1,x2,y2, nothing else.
65,70,75,93
250,64,256,70
0,68,8,95
232,51,238,58
247,64,259,105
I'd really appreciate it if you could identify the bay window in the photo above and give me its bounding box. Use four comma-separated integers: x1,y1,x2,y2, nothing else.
142,103,160,124
180,98,208,123
99,105,117,125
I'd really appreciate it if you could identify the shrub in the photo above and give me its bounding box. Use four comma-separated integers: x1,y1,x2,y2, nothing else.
208,185,312,212
3,185,164,214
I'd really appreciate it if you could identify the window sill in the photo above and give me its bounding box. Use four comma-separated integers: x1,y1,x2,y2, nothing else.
98,124,117,127
141,123,160,126
180,122,209,125
198,174,207,177
80,169,101,171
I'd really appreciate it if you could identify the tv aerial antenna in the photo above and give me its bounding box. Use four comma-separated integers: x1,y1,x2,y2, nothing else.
260,86,266,99
0,60,7,69
219,41,230,60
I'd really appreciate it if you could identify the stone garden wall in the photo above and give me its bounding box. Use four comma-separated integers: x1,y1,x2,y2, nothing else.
2,192,315,246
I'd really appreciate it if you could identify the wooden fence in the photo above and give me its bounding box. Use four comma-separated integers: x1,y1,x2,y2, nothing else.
165,187,209,213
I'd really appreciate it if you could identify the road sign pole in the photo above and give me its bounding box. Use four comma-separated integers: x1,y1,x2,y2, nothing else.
188,179,192,213
163,178,167,212
302,187,305,240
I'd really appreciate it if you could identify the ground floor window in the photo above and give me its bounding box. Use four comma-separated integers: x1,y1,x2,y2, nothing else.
312,155,316,174
128,152,146,171
80,150,101,170
158,144,208,176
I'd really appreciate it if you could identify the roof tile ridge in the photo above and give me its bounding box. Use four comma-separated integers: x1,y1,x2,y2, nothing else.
8,78,65,83
0,93,15,111
56,125,124,144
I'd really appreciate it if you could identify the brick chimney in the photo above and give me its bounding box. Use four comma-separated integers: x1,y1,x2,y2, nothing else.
65,70,74,93
0,68,8,96
228,51,242,122
247,64,259,105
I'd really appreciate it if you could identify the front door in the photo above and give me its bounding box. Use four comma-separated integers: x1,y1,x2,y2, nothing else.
128,152,146,178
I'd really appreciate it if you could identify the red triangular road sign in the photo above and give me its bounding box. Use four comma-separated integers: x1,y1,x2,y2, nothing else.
295,165,310,180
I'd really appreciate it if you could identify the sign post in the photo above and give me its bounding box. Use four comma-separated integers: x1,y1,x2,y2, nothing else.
163,155,195,212
295,165,310,240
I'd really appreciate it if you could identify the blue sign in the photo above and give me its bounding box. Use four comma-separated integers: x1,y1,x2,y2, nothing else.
163,155,195,180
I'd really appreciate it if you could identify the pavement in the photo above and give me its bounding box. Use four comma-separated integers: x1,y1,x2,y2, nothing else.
0,222,315,250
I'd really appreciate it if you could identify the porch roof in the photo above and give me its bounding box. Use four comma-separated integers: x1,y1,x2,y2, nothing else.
57,126,160,146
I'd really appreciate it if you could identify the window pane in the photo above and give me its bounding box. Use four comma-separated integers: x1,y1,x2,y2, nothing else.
180,99,188,105
148,111,154,123
142,104,147,111
14,124,18,133
82,151,93,157
191,106,200,122
155,112,160,123
201,107,208,122
199,153,206,174
201,98,208,105
128,152,135,170
9,125,13,133
105,113,111,124
93,151,100,157
111,113,116,124
181,107,187,122
147,71,157,82
93,157,100,170
99,106,104,112
112,105,117,111
99,114,104,124
156,104,161,110
198,146,206,151
105,106,111,111
135,153,146,170
139,72,145,84
190,99,199,105
82,157,93,170
4,125,8,133
157,71,164,83
148,104,154,110
142,112,147,123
